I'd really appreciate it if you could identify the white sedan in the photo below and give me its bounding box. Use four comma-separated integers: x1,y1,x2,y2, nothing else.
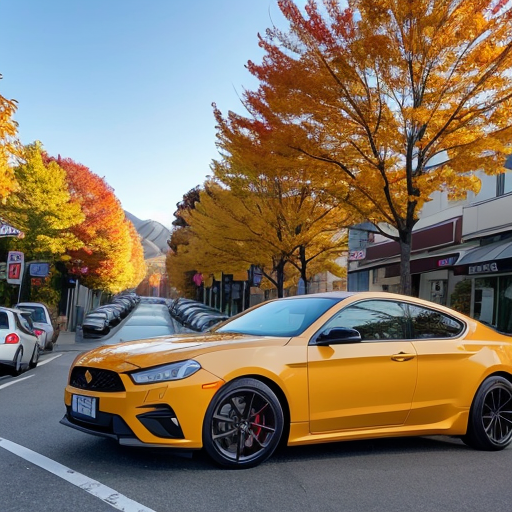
16,302,55,350
0,307,40,376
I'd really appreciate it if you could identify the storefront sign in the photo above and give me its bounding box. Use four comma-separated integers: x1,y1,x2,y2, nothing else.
349,250,366,261
438,257,457,267
468,262,499,274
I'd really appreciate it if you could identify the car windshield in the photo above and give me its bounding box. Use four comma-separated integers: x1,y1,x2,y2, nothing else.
215,297,341,337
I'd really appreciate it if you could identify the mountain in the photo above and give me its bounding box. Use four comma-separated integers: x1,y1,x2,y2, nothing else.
124,211,171,260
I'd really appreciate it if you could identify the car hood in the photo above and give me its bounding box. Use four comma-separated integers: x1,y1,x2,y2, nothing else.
74,332,291,372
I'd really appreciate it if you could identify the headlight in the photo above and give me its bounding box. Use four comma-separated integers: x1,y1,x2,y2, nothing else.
130,360,201,384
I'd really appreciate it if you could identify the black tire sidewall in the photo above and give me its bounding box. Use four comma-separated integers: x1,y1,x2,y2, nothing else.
12,347,23,376
29,344,39,368
466,376,512,451
202,378,284,469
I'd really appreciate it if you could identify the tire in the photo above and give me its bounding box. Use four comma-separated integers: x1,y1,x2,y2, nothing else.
11,347,24,376
202,378,284,469
29,344,39,369
462,376,512,451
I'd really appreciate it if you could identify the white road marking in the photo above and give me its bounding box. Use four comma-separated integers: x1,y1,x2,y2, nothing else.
38,353,63,366
0,374,34,389
0,438,156,512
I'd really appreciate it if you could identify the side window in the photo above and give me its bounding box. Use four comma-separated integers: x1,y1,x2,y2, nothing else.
320,300,408,341
408,305,464,338
0,312,9,329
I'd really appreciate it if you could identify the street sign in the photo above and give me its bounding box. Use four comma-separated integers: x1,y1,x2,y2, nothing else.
7,251,24,285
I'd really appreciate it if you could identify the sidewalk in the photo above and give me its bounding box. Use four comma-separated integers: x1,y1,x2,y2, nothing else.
54,331,76,345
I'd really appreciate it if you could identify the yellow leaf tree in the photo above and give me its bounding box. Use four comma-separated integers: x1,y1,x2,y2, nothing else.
186,181,350,297
0,74,20,202
3,143,84,258
231,0,512,294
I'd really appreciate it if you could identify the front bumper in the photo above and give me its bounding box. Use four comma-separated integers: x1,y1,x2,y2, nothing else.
62,366,224,449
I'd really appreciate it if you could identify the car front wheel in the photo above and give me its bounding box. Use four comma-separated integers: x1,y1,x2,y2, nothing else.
202,378,284,469
462,376,512,451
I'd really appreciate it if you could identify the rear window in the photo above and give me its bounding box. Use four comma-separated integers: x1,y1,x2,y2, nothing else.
0,311,9,329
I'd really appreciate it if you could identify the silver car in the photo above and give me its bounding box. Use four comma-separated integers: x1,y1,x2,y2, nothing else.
0,307,40,376
15,302,55,350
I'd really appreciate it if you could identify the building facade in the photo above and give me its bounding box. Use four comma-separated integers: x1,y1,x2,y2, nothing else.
348,160,512,334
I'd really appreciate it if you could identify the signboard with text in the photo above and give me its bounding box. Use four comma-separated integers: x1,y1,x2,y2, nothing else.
7,251,24,285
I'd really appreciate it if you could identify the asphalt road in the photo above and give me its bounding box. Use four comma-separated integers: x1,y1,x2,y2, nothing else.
2,302,512,512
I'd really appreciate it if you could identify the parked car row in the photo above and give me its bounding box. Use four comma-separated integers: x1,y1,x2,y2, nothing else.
168,298,228,331
82,293,140,339
0,306,41,376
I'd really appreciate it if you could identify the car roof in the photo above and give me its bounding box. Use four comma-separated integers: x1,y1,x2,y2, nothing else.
0,306,27,314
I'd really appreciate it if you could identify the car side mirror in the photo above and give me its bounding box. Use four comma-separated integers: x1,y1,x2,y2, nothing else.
316,327,362,346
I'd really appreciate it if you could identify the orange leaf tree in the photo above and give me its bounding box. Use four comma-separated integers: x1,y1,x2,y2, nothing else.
0,74,19,203
43,154,146,293
225,0,512,294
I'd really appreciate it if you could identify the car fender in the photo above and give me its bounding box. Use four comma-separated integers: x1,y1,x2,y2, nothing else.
195,343,309,423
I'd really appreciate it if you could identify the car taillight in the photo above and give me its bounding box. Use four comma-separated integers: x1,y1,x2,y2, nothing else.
34,329,44,337
5,333,20,344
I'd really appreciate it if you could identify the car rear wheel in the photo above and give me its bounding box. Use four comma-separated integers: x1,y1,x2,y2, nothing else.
29,344,39,369
462,376,512,451
202,378,284,469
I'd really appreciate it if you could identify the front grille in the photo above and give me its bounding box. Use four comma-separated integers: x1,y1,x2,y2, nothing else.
70,366,125,392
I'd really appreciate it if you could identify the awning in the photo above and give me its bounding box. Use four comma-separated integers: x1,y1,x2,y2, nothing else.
0,218,24,238
454,239,512,276
350,242,479,275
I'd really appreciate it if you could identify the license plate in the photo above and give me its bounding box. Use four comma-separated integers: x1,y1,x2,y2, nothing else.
72,395,97,419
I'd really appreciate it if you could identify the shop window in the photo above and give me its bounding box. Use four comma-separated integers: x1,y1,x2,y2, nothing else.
474,277,498,326
498,276,512,334
496,173,512,196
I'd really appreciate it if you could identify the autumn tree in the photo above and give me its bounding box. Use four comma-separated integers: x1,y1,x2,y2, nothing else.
43,154,146,294
3,143,84,259
224,0,512,295
185,182,349,296
166,186,202,297
0,74,19,202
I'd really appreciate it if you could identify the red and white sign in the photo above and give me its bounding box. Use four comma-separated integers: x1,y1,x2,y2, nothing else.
7,251,24,285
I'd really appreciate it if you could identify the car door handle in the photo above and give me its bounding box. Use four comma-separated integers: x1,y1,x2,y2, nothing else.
391,352,416,362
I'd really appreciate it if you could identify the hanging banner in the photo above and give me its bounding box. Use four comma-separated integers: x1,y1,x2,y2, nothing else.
0,220,24,238
7,251,24,285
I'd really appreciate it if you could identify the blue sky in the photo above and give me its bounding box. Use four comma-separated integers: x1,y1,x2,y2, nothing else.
1,1,291,227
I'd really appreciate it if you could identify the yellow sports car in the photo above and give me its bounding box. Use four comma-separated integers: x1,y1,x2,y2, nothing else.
61,291,512,468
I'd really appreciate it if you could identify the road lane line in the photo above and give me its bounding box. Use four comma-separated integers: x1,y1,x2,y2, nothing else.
0,375,34,389
38,353,63,366
0,438,156,512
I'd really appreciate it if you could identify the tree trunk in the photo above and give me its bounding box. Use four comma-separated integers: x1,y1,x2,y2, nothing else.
299,245,308,294
276,259,286,298
399,230,413,296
